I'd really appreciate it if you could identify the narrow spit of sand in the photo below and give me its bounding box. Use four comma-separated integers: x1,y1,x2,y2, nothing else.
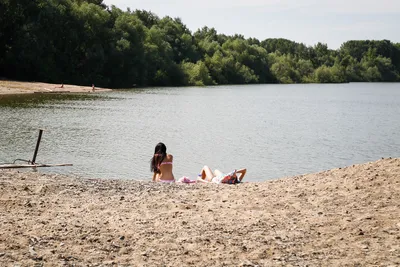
0,158,399,266
0,80,112,95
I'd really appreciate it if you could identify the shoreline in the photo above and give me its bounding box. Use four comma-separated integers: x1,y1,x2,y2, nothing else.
0,80,112,95
0,158,399,266
1,80,398,96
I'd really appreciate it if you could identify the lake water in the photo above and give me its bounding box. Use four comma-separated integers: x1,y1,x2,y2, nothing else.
0,83,399,182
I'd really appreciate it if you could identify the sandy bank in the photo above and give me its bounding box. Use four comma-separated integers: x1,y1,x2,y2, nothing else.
0,80,112,95
0,158,399,266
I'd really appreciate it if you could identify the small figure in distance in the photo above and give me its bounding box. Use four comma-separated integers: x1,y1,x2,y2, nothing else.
92,84,95,92
197,166,246,184
150,142,175,183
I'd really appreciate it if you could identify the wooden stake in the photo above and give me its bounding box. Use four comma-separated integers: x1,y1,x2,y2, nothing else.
32,129,43,164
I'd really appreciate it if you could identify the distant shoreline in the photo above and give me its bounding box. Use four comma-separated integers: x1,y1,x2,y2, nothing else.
2,80,399,96
0,80,112,95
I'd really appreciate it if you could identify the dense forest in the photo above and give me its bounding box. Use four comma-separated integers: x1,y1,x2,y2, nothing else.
1,0,400,88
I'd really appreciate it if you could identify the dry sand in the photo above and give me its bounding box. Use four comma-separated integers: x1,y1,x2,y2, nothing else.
0,80,112,95
0,158,399,266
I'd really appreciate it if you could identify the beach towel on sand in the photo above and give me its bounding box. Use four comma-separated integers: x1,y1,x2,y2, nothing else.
177,176,197,183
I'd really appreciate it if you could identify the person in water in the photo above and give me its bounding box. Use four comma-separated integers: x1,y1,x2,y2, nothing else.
150,142,175,183
197,166,247,184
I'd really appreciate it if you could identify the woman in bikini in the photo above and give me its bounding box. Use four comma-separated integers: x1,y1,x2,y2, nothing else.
197,166,247,184
150,142,175,183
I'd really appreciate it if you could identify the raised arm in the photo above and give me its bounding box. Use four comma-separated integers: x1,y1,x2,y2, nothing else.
235,168,247,181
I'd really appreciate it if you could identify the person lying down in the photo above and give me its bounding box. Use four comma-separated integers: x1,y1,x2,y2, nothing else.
195,166,247,184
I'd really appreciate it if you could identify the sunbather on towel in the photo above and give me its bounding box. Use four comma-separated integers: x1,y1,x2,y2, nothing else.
197,166,246,184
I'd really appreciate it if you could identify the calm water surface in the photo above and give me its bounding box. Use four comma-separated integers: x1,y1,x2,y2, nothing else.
0,83,399,182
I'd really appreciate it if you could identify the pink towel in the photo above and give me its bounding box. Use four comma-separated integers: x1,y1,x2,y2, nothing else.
178,176,197,184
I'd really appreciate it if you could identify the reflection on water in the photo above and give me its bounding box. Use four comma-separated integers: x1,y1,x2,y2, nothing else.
0,83,399,181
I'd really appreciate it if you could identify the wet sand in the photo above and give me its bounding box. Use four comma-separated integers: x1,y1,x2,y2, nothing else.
0,158,399,266
0,80,112,95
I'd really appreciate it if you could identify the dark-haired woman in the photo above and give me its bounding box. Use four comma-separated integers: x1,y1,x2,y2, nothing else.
150,142,175,183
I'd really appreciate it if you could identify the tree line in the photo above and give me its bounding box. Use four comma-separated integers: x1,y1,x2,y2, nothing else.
1,0,399,88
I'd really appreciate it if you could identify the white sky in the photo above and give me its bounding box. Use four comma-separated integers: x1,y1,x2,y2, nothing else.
103,0,400,49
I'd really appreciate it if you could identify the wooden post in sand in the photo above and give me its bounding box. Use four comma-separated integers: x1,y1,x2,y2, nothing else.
0,129,73,169
31,129,44,164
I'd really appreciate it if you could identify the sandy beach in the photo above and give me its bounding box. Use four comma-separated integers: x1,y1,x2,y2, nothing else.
0,80,112,95
0,158,399,266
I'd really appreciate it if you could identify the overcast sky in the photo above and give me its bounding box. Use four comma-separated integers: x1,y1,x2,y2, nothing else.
103,0,400,49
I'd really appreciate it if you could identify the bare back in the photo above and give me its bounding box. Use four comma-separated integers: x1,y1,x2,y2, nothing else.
155,154,174,181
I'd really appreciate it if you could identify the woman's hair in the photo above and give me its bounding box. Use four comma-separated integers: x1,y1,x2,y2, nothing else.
150,142,167,173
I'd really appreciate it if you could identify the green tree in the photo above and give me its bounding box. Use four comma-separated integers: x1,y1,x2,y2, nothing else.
180,61,214,86
269,53,299,83
158,17,199,63
134,10,159,28
143,25,183,86
312,65,345,83
106,11,147,87
1,0,400,87
311,42,335,67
